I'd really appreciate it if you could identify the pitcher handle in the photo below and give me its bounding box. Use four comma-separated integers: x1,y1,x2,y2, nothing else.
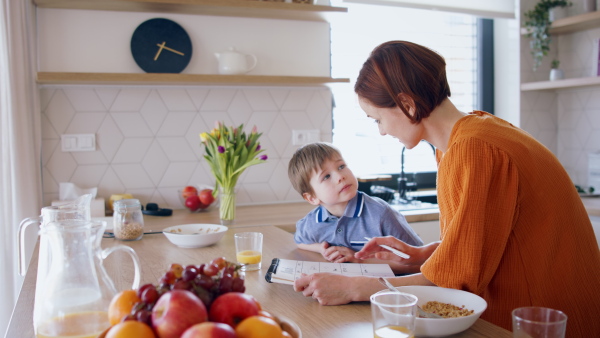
246,53,258,73
18,217,41,276
101,245,141,290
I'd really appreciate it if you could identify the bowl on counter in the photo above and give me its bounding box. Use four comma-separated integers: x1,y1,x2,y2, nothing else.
162,223,227,248
391,285,487,337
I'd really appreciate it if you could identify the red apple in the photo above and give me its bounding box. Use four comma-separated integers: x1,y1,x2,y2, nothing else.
208,292,260,328
198,189,215,206
185,195,207,211
181,322,236,338
181,186,198,199
151,289,207,338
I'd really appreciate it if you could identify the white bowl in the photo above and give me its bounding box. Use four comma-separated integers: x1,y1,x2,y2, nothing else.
162,223,227,248
393,285,487,337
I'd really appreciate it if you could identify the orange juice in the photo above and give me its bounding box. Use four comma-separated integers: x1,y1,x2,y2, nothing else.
236,250,262,264
36,311,109,338
374,325,414,338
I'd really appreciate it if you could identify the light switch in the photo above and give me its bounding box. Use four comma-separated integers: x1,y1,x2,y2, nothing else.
61,134,96,152
292,129,321,146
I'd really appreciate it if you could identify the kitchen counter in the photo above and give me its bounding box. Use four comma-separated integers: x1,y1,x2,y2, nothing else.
7,215,509,337
138,201,439,234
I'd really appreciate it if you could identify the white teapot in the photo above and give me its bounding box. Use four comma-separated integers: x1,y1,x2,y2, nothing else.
215,47,258,75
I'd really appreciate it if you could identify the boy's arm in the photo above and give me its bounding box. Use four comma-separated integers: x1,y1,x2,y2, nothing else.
297,242,329,254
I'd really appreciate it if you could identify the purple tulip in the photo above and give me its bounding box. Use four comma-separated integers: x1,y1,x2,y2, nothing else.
218,146,225,153
256,144,261,151
259,155,268,161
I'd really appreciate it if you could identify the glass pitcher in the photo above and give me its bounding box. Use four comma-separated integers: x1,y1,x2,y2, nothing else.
19,194,92,276
34,219,141,338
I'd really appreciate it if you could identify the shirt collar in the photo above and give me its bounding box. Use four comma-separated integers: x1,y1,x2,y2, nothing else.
315,191,364,223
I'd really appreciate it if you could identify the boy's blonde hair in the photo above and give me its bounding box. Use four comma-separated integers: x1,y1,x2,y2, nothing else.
288,142,342,196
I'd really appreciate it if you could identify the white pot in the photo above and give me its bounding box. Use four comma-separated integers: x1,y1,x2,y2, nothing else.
585,0,596,13
549,7,567,22
550,68,565,81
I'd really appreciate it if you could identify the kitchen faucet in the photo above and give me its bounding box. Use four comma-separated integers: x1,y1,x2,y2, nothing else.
397,142,436,202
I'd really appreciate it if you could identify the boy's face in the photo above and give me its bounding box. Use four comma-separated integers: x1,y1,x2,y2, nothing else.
303,156,358,213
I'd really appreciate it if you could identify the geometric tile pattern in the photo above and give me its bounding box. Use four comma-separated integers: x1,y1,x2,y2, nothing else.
41,86,333,209
520,0,600,187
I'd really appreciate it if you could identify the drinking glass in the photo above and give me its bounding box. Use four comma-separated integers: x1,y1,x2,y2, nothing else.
512,307,567,338
371,291,418,338
234,232,263,271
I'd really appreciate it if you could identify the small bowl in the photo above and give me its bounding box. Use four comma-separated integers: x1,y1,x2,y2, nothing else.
391,285,487,337
162,223,227,248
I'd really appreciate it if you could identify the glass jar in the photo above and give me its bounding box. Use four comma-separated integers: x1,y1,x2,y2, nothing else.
112,199,144,241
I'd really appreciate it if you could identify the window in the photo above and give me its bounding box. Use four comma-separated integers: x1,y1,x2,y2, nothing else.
330,1,478,177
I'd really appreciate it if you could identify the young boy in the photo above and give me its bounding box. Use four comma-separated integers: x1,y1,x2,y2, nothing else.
288,142,423,265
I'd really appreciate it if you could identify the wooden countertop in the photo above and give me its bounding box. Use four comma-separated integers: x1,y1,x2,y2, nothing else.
7,205,508,338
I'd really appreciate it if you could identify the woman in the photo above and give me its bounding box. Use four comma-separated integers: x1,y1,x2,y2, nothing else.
293,41,600,336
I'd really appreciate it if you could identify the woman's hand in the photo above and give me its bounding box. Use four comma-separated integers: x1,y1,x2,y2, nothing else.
355,236,440,267
293,274,381,305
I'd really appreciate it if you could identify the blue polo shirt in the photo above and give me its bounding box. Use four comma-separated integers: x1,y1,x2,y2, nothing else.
294,191,423,249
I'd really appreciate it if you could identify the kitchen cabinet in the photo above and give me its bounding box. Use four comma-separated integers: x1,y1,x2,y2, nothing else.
520,10,600,92
34,0,349,86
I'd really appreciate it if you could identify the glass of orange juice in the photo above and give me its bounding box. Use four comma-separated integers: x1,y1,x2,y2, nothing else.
370,291,417,338
234,232,263,271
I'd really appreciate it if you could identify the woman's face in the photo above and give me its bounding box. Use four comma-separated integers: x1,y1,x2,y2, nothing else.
358,97,424,149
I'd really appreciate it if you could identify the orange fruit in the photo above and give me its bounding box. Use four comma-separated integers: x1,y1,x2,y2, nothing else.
108,290,141,325
106,320,156,338
235,315,283,338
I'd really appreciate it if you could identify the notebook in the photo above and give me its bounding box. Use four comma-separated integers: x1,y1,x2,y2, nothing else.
264,258,395,285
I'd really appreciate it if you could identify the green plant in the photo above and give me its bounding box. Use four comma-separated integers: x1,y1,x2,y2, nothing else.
523,0,571,71
551,59,560,69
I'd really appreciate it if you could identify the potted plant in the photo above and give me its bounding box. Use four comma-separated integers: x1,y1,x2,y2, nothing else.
523,0,572,71
549,59,565,80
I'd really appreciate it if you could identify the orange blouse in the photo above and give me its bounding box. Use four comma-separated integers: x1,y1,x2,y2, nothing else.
421,111,600,336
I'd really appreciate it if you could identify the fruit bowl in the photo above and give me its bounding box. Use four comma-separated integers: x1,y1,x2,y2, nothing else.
178,185,218,213
391,285,487,337
162,224,227,248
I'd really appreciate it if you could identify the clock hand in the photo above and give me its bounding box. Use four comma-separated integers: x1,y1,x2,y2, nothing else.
157,43,185,56
154,41,166,61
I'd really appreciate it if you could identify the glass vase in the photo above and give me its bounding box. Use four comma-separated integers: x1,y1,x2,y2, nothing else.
219,186,236,225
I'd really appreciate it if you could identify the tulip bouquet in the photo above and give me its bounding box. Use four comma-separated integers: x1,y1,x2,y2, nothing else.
200,122,267,223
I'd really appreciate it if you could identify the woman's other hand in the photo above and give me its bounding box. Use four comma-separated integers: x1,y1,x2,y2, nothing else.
293,273,380,305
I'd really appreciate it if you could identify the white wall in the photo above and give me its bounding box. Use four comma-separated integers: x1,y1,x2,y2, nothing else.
36,8,335,208
494,17,520,125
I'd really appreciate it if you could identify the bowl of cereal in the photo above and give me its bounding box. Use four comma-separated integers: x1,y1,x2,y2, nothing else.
162,223,227,248
393,285,487,337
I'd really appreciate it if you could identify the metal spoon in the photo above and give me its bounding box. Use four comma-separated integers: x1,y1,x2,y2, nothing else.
378,277,442,319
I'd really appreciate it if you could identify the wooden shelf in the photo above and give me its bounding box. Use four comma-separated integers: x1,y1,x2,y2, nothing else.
37,72,350,86
33,0,348,22
521,10,600,35
521,76,600,91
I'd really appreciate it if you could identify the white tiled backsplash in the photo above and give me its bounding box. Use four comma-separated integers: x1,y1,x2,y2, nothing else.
40,86,333,209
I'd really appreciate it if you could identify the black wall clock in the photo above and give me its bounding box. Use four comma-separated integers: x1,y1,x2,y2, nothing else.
131,18,193,73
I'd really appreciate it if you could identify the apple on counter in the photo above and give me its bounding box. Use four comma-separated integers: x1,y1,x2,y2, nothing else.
208,292,260,328
181,186,215,212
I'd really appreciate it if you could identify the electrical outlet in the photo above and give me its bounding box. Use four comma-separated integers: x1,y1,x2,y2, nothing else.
292,129,320,146
61,134,96,152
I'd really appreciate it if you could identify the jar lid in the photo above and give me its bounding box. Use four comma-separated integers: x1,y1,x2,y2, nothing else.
113,198,141,209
